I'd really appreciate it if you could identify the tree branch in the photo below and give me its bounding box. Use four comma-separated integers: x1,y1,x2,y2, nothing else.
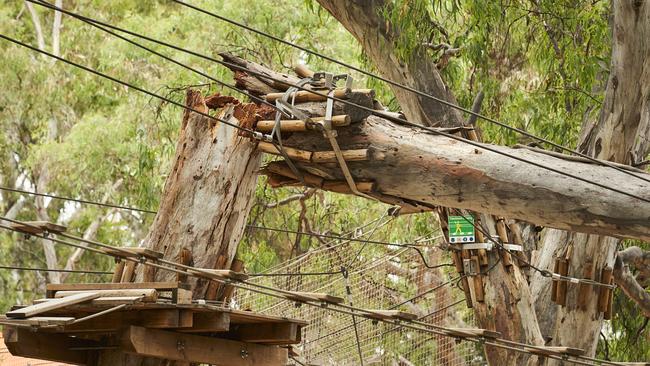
613,246,650,318
51,0,63,57
24,1,45,51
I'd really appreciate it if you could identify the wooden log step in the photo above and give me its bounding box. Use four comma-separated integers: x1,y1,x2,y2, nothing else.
0,316,76,326
54,289,157,302
188,268,249,281
256,115,351,132
363,310,418,321
445,328,500,339
103,247,164,260
264,162,325,187
257,141,313,162
264,88,373,103
283,291,344,304
524,346,585,357
9,220,67,235
598,266,614,313
312,149,370,163
7,292,100,319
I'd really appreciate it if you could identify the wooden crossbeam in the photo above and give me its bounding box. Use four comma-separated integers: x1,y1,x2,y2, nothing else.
54,289,157,302
55,309,193,333
46,281,185,292
229,323,301,344
34,295,145,306
103,247,164,260
119,326,288,365
0,316,75,326
525,346,585,357
7,292,99,319
188,268,249,281
178,312,230,333
363,310,418,321
445,328,501,339
9,220,67,235
283,291,344,304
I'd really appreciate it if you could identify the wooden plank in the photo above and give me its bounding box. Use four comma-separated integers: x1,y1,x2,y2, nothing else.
471,256,485,302
119,325,288,365
284,291,344,304
57,309,193,333
104,247,164,260
46,281,183,292
54,289,157,302
0,316,75,326
7,292,100,319
188,268,249,281
9,220,67,235
121,261,137,282
178,312,230,333
34,295,145,306
445,328,501,339
598,267,614,313
525,346,585,357
230,323,301,344
112,261,126,283
364,310,418,321
555,259,569,307
227,309,308,326
3,326,92,365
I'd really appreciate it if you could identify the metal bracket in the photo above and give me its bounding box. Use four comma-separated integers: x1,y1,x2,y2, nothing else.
463,258,479,276
459,243,493,251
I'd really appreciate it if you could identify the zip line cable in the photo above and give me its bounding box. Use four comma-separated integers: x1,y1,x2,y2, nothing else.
0,217,620,366
0,185,449,268
168,0,650,185
0,35,255,136
0,265,112,275
26,1,650,203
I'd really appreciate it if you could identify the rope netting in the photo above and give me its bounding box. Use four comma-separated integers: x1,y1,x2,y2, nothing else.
233,236,482,365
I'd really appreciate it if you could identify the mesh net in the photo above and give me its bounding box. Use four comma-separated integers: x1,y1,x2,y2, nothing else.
233,231,482,366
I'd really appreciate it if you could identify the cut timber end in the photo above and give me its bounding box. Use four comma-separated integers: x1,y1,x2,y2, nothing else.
364,310,418,321
284,291,344,304
9,221,67,235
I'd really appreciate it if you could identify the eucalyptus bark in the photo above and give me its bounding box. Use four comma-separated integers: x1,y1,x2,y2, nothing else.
530,2,650,360
97,90,261,365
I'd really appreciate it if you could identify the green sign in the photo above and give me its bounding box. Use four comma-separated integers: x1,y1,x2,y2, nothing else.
448,215,475,243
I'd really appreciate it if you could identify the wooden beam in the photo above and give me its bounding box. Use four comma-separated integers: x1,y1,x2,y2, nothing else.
0,316,75,326
7,292,100,319
34,295,145,306
363,310,418,321
57,309,193,333
229,323,301,345
265,88,373,103
46,281,184,292
525,346,585,357
445,328,501,339
8,220,67,235
54,289,157,302
3,326,93,365
178,311,230,333
104,247,164,260
283,291,344,304
119,326,288,365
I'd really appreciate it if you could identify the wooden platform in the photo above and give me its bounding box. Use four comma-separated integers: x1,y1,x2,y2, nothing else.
1,281,306,366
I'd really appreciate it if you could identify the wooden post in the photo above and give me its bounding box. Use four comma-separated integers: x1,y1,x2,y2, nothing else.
121,261,137,283
220,258,244,302
556,259,569,307
177,247,192,283
112,261,126,283
598,267,614,313
577,261,594,311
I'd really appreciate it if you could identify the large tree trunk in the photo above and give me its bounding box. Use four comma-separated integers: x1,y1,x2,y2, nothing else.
97,90,261,365
530,1,650,360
